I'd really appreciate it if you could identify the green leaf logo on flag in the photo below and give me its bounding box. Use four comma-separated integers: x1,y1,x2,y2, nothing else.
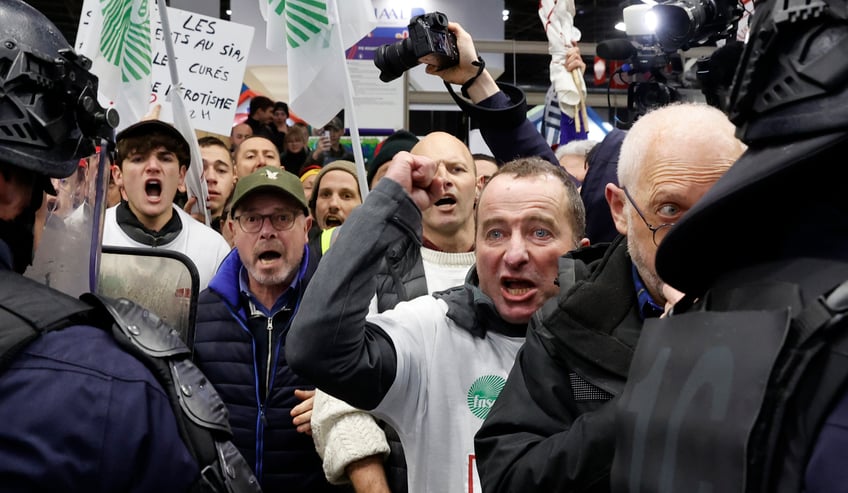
99,0,152,82
279,0,330,48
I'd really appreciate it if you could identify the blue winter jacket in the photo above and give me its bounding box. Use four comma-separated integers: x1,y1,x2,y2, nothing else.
193,247,338,492
0,303,198,492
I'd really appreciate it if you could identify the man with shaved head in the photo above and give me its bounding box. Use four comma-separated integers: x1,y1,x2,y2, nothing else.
413,132,479,259
361,130,481,308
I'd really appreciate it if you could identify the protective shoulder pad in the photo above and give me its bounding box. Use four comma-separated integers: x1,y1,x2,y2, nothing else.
82,293,188,357
170,358,232,434
83,293,231,432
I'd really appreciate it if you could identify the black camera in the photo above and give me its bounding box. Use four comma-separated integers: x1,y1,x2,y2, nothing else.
374,12,459,83
597,34,688,127
596,0,741,127
625,51,687,124
652,0,741,52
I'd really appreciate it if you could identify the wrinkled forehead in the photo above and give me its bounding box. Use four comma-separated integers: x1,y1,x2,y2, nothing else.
633,140,741,197
478,173,568,214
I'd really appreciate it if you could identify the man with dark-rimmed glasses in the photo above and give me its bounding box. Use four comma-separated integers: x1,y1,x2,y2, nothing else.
475,102,747,492
191,165,343,492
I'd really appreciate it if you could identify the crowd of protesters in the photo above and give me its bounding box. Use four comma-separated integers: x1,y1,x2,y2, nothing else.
6,1,848,493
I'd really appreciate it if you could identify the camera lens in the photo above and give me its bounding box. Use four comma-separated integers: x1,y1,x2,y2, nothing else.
653,0,720,51
374,38,420,83
634,82,677,114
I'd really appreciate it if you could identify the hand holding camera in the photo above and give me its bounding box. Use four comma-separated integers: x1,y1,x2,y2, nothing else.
374,12,459,83
373,13,500,104
421,22,480,85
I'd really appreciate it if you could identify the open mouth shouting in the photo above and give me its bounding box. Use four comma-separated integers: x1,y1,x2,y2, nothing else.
501,278,536,299
257,249,283,265
434,194,457,208
323,214,344,228
144,179,162,202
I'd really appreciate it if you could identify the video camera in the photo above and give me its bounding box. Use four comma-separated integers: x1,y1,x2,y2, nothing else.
374,12,459,83
598,0,742,127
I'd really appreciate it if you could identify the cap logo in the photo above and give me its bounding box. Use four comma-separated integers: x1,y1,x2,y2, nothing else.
264,170,280,180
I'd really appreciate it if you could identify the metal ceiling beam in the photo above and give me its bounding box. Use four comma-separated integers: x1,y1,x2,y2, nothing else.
474,39,715,59
408,90,628,109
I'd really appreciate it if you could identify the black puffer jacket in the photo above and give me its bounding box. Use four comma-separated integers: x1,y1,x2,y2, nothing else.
373,234,427,314
193,249,343,493
475,237,642,492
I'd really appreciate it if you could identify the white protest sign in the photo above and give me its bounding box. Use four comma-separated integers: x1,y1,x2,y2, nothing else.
76,1,253,135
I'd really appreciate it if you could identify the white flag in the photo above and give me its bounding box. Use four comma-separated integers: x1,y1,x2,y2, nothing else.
76,0,154,129
262,0,287,52
284,0,376,127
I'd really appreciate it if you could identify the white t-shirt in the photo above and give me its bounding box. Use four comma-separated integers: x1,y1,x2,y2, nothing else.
370,296,524,493
102,205,231,291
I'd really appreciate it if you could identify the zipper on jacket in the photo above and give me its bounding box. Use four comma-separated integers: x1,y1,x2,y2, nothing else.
256,404,265,480
265,315,274,400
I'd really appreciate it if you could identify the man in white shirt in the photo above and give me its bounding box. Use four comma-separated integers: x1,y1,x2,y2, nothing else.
289,154,587,493
103,120,230,291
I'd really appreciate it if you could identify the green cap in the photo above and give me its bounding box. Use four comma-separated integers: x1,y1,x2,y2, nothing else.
230,166,308,214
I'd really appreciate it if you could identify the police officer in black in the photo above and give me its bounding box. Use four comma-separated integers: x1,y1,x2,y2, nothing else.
0,2,259,491
612,0,848,491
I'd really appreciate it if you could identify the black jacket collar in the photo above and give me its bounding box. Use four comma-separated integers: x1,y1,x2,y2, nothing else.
116,201,182,246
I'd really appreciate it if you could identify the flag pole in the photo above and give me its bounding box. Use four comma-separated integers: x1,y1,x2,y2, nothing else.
156,0,211,225
328,0,369,201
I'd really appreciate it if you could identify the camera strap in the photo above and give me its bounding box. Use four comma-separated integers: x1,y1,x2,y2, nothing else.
460,56,487,98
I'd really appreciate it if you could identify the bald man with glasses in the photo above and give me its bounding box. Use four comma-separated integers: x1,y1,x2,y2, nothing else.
475,102,747,492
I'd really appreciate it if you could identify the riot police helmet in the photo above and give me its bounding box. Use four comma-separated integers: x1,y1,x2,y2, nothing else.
0,0,117,183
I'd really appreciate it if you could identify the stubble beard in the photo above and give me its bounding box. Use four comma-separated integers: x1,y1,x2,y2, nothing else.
245,260,296,287
626,223,665,305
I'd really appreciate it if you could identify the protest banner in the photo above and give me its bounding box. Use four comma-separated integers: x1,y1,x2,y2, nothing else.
76,0,254,135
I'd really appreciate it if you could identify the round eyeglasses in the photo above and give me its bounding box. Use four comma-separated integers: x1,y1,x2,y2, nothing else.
233,211,298,233
622,187,675,246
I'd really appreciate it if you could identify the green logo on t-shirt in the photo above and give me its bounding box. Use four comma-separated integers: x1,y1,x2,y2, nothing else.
467,375,506,419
